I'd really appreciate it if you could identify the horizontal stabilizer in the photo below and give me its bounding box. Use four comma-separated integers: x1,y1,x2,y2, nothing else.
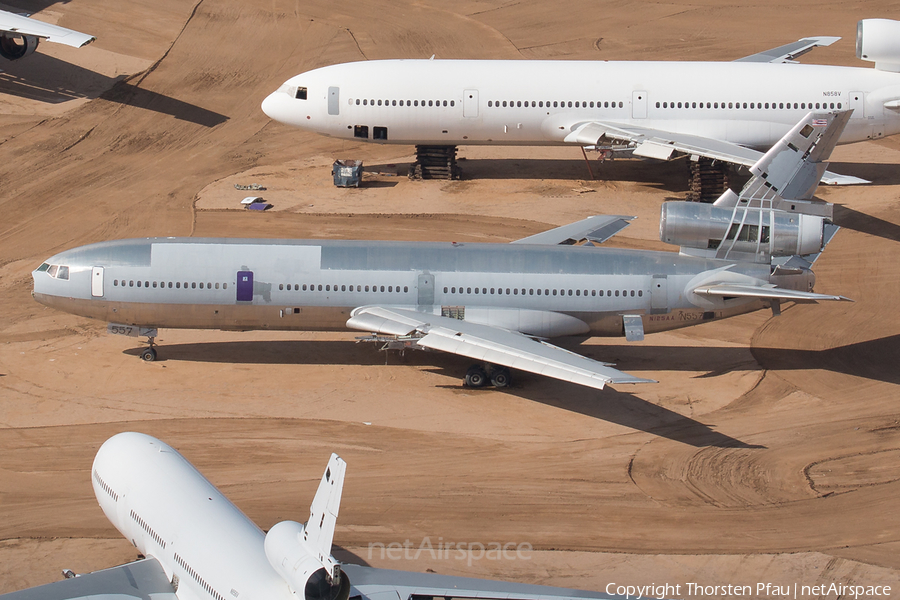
511,215,634,245
693,284,851,302
347,306,654,390
735,36,840,63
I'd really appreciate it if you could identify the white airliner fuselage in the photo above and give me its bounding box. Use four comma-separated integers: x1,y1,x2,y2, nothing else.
1,432,627,600
262,59,900,149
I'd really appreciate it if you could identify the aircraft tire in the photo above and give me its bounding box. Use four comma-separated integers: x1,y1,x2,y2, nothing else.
464,365,488,388
490,367,511,388
140,348,157,362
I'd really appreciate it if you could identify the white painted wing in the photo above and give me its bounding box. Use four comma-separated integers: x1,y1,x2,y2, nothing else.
303,453,346,572
511,215,634,245
734,36,840,63
0,558,176,600
0,9,95,48
692,284,852,302
347,306,654,390
565,120,868,185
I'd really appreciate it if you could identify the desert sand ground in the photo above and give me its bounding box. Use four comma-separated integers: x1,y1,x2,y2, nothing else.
1,0,899,598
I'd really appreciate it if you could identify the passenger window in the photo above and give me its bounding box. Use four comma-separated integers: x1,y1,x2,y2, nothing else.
176,282,180,288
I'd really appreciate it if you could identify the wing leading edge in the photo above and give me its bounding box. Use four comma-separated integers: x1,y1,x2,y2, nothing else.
0,558,176,600
0,10,95,48
347,306,654,390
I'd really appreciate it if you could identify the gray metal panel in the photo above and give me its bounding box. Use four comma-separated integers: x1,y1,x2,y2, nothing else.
328,86,340,115
622,315,644,341
416,272,434,306
0,558,175,600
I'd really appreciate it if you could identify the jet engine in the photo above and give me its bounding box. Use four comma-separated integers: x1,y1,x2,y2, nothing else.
265,520,351,600
660,202,824,260
0,33,39,60
857,19,900,72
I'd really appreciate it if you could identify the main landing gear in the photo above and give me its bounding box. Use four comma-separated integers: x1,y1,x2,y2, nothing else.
464,364,512,389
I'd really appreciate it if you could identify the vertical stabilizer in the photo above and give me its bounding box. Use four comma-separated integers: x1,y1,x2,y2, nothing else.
738,110,853,213
304,453,346,575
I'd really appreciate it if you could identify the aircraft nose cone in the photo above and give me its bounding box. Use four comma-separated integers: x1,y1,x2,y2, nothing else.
261,91,296,126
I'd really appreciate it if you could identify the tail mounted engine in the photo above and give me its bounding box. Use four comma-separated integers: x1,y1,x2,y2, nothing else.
857,19,900,72
660,201,825,263
265,520,351,600
265,453,349,600
0,34,39,60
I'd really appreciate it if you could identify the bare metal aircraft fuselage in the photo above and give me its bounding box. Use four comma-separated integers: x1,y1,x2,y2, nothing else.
33,237,808,338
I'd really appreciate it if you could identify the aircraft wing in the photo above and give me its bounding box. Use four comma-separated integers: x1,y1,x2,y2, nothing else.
0,558,176,600
734,36,840,63
692,283,852,302
347,306,654,390
343,563,630,600
511,215,634,245
565,120,868,185
0,9,95,48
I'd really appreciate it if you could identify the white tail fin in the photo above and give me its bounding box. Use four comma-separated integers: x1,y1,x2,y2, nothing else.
302,453,346,577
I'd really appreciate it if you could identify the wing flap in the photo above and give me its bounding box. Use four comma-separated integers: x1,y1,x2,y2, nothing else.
0,10,95,48
511,215,634,245
347,307,654,389
0,558,176,600
693,284,851,302
564,120,867,187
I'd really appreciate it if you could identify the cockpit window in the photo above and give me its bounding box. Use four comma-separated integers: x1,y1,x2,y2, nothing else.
295,86,307,100
42,264,70,279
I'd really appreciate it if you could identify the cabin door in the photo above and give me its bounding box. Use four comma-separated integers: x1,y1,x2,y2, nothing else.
650,275,667,314
91,267,104,297
632,91,648,119
236,271,254,302
417,272,434,307
463,90,479,118
849,91,865,118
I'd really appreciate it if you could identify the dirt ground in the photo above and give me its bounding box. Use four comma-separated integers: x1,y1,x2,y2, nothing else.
1,1,899,598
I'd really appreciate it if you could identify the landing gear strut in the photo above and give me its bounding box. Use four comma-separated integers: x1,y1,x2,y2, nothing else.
140,334,158,362
464,364,512,389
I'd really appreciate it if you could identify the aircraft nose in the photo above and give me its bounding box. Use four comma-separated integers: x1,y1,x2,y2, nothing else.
261,90,297,126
